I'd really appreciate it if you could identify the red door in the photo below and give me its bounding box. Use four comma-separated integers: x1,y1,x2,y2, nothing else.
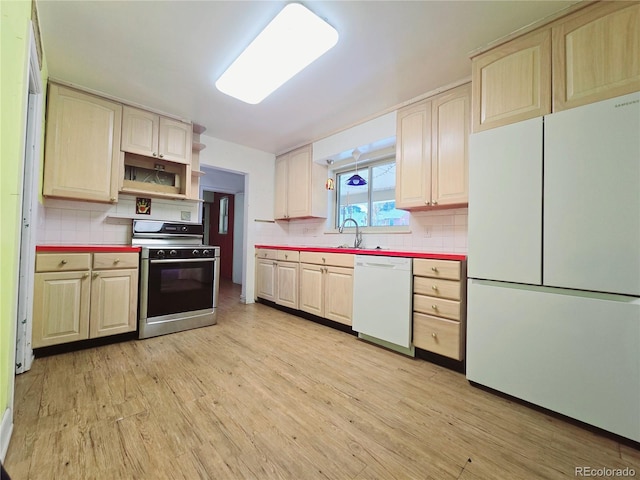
209,192,234,280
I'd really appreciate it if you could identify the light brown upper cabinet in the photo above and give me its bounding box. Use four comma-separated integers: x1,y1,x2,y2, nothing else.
274,144,327,220
396,83,470,209
552,1,640,112
396,99,432,209
121,106,193,164
471,29,552,133
431,84,471,206
43,83,122,203
471,1,640,132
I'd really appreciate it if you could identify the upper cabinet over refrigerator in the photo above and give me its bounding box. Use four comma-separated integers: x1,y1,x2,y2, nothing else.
467,117,543,285
543,92,640,296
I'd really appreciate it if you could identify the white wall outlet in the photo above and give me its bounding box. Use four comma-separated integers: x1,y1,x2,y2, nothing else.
181,211,191,221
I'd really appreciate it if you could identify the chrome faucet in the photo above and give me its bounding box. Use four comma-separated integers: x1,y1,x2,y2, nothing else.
339,217,363,248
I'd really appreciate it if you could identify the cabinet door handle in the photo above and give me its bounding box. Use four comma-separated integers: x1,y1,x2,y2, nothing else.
432,201,438,206
425,201,431,205
152,152,158,157
93,272,99,278
159,153,164,158
83,273,89,278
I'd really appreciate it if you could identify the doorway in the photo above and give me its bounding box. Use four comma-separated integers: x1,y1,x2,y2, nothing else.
208,192,235,280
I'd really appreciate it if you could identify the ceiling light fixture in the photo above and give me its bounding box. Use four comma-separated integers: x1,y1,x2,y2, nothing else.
346,148,367,186
215,3,339,104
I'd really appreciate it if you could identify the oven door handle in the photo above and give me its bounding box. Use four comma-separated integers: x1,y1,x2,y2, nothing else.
149,258,216,264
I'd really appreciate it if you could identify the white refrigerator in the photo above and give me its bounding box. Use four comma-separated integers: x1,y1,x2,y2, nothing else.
466,92,640,442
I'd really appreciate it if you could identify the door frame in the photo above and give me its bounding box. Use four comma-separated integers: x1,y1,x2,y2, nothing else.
15,23,43,376
3,20,43,461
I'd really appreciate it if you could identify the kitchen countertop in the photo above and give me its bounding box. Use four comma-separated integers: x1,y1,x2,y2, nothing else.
255,245,466,261
37,245,141,253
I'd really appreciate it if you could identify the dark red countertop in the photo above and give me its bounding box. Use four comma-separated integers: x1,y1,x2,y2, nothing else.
37,245,141,253
255,245,466,261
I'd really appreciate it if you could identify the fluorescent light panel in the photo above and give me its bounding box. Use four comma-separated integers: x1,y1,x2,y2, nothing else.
215,3,338,104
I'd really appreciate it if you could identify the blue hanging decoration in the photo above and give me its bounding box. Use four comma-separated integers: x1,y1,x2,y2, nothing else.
346,147,367,186
346,174,367,186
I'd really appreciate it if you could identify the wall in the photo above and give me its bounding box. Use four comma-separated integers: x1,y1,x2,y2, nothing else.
254,208,468,253
0,0,47,459
198,135,275,303
36,195,200,244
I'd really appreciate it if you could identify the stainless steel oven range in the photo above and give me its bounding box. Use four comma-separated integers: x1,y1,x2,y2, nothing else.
132,220,220,339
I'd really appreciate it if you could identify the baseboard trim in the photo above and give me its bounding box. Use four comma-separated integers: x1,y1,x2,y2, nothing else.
0,407,13,462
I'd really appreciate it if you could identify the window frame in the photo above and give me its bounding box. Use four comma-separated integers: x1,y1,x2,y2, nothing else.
333,155,409,231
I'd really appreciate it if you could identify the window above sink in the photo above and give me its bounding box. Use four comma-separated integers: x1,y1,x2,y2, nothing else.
334,156,409,229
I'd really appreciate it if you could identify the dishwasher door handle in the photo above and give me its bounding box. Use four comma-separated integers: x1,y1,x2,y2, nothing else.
359,262,398,268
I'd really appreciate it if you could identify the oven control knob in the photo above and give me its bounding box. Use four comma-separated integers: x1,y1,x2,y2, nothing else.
169,249,178,257
157,250,166,258
192,249,201,256
202,249,210,256
181,225,188,232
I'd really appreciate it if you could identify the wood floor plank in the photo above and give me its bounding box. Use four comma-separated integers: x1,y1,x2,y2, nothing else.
5,279,639,479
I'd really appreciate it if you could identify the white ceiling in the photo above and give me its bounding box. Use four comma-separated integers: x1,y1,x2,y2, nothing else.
37,0,577,156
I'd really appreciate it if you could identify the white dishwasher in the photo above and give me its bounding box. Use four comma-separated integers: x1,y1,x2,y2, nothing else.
352,255,414,356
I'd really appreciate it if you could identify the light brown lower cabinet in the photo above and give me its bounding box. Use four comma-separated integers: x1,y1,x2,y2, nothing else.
299,252,354,326
299,263,353,326
275,260,299,310
255,249,300,309
33,252,138,348
412,258,467,360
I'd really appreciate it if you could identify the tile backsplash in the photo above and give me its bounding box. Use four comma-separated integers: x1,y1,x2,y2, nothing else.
38,195,467,254
37,195,200,245
254,207,468,253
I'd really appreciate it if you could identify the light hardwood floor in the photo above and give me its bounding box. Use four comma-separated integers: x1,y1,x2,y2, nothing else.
5,279,640,479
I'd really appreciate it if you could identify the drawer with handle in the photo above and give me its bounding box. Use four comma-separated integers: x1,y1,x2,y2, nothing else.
413,258,461,280
36,253,91,273
277,250,299,262
414,276,461,301
299,251,354,268
256,249,278,260
93,252,139,269
413,312,462,360
413,294,461,321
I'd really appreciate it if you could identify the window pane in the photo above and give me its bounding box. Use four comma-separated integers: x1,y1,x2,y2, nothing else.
337,169,369,227
218,196,229,234
371,163,409,227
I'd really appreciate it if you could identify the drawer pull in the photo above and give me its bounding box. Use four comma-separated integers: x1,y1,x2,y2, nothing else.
322,257,326,263
431,305,439,311
432,332,438,339
284,254,288,259
432,285,439,291
114,258,120,264
431,267,438,273
60,259,68,265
